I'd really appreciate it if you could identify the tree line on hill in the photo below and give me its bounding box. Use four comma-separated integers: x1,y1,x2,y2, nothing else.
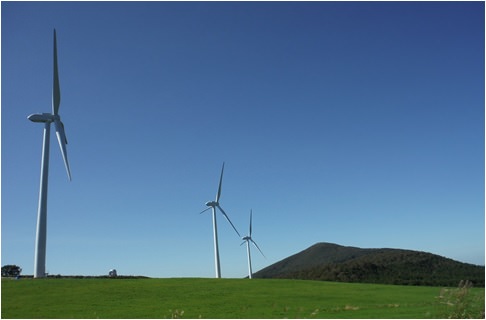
253,243,485,287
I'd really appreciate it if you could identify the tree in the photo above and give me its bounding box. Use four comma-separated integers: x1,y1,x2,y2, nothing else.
2,265,22,277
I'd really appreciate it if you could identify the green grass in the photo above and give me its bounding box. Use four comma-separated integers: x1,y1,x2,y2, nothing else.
2,278,484,318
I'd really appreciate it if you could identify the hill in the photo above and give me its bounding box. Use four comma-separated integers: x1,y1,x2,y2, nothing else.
253,243,485,286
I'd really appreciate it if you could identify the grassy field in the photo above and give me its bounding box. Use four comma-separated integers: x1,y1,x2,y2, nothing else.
2,277,484,318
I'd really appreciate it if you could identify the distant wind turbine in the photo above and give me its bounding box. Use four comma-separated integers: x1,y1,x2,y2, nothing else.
241,209,265,279
200,162,240,278
28,29,72,278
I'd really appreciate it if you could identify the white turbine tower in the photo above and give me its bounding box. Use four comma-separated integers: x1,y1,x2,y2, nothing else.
241,210,265,279
200,162,240,278
28,29,72,278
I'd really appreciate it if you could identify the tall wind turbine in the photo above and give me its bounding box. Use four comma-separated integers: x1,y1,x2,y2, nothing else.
28,29,72,278
200,162,240,278
241,210,265,279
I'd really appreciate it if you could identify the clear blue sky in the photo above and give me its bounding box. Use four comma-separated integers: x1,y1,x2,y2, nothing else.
2,1,484,278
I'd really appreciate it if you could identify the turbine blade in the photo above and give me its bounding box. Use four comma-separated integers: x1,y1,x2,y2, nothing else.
249,209,253,237
240,241,246,246
216,162,224,202
251,239,265,258
199,207,212,214
52,29,61,115
54,119,71,181
217,205,240,237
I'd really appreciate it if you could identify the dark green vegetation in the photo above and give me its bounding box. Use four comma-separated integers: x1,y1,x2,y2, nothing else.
253,243,485,286
2,278,484,318
1,265,22,277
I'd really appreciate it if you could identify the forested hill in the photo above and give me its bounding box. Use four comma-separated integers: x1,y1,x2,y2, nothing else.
253,243,484,286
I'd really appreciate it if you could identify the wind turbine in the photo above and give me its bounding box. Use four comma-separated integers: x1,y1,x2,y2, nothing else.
200,162,240,278
28,29,72,278
241,210,265,279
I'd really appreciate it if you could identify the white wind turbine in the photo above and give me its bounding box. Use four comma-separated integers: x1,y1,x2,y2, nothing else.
28,29,72,278
200,162,241,278
241,210,265,279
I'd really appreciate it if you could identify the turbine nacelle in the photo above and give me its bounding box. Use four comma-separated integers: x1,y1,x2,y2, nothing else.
205,201,218,207
28,113,56,123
